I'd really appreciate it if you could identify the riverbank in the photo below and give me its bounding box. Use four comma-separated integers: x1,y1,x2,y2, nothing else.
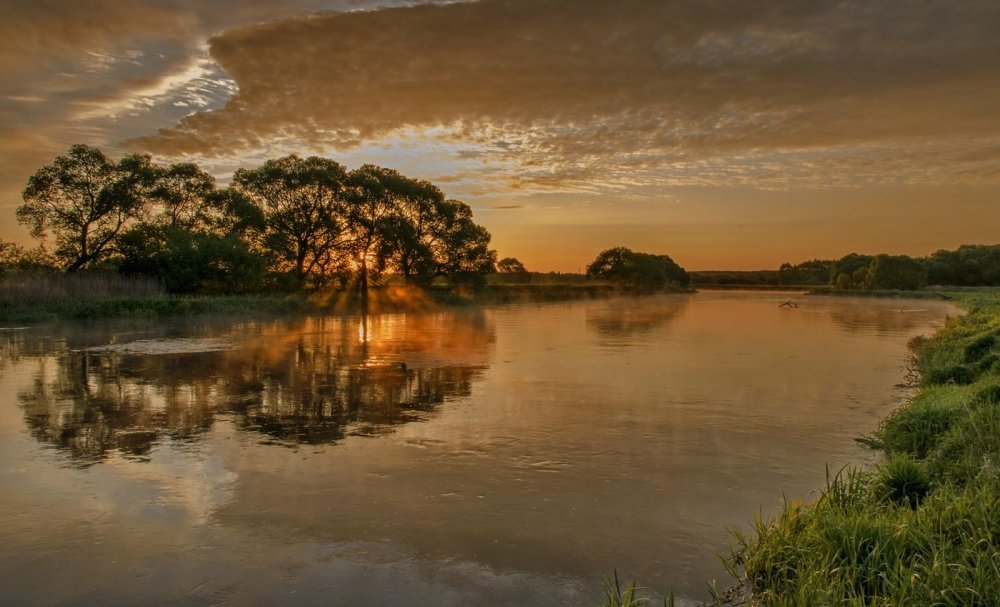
0,275,683,323
722,291,1000,606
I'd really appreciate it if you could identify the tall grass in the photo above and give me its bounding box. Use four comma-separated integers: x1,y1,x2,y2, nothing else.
0,272,163,305
0,272,318,322
724,292,1000,606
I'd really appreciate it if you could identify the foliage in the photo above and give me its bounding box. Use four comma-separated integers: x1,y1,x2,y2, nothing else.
233,155,349,287
777,259,832,285
117,225,267,294
925,244,1000,286
497,257,527,274
13,145,499,298
865,254,928,290
829,253,875,290
17,144,158,271
586,247,689,291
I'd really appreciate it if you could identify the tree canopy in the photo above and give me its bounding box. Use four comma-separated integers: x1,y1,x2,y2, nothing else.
585,247,689,290
16,145,498,295
17,144,158,271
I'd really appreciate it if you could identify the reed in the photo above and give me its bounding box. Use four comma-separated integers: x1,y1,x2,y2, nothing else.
0,272,163,305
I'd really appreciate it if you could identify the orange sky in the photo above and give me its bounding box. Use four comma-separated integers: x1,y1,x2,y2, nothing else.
1,0,998,271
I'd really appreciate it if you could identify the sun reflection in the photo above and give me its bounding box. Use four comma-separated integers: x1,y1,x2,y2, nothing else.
358,318,368,343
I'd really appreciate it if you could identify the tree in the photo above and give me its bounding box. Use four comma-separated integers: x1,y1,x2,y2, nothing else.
865,254,928,290
366,170,446,284
118,225,266,294
830,253,875,290
497,257,527,274
17,144,157,271
425,199,497,283
233,155,348,287
779,259,833,285
586,247,689,290
149,162,217,229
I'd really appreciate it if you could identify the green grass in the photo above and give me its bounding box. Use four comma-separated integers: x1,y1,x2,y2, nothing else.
723,291,1000,606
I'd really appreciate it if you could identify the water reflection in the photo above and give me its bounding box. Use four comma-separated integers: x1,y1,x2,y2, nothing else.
16,313,492,465
826,300,955,334
585,295,691,340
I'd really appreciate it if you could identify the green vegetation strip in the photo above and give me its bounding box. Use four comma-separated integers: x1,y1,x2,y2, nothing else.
724,292,1000,606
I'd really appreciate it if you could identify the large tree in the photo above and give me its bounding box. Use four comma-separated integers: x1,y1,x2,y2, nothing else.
344,165,417,293
148,162,217,229
426,199,497,280
17,144,157,271
233,155,348,287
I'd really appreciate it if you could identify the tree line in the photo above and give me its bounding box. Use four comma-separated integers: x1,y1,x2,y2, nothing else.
826,246,1000,290
5,144,498,295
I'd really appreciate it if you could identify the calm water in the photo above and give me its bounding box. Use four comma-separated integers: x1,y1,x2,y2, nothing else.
0,291,958,606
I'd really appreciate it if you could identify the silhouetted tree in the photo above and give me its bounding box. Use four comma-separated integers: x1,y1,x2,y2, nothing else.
149,162,217,229
586,247,688,290
233,155,348,287
17,144,157,271
497,257,527,274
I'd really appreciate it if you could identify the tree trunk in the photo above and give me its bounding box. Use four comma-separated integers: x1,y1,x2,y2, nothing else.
359,257,369,314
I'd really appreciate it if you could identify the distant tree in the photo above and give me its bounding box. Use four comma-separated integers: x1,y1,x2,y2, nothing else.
17,144,157,271
923,244,1000,286
0,240,24,277
865,254,927,290
497,257,527,274
656,254,690,287
586,247,688,290
830,253,875,290
0,240,59,277
779,259,833,285
233,155,348,287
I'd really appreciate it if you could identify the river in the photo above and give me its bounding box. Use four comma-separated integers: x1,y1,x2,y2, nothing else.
0,291,958,605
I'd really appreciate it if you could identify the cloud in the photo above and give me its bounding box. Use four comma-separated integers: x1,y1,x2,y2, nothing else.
131,0,1000,190
0,0,392,219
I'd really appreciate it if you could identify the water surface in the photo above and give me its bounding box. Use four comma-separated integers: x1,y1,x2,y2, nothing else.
0,291,958,605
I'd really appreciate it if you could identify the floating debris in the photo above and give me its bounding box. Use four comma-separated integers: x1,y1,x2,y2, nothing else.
81,337,235,355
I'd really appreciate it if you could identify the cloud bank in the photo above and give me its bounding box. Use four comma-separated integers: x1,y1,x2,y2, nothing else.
133,0,1000,190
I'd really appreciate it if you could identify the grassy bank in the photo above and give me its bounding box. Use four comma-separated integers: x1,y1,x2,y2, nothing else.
724,292,1000,606
0,274,649,322
0,274,317,322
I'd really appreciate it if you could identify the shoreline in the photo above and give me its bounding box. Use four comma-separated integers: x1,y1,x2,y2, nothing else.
714,291,999,606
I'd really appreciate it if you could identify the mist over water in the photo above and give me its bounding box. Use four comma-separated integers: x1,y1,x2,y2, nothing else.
0,292,958,605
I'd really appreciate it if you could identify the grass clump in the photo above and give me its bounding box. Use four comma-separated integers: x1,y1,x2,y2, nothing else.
725,291,1000,606
877,456,930,507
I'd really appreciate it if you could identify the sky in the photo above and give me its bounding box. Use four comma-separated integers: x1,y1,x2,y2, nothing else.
1,0,998,271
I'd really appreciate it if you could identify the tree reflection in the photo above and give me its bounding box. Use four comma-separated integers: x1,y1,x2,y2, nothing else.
826,302,953,335
17,312,492,465
585,295,690,340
